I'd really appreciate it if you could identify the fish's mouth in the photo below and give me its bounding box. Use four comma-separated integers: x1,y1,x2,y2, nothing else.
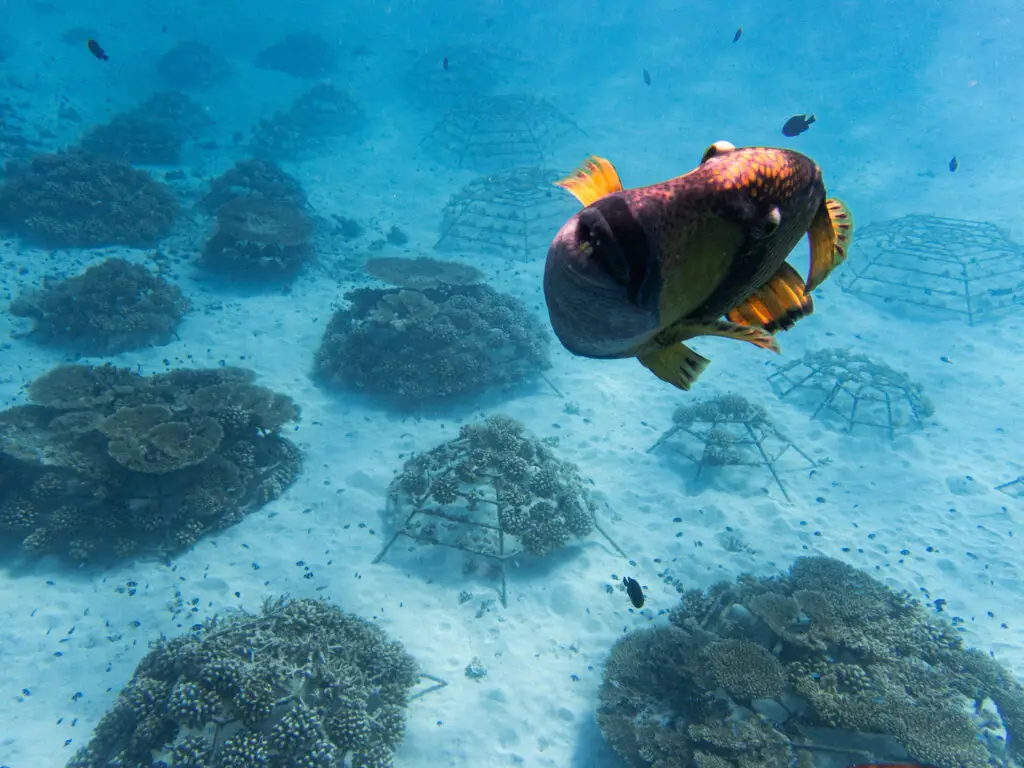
543,217,659,359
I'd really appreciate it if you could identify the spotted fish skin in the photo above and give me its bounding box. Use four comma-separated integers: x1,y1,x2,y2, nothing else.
544,145,832,361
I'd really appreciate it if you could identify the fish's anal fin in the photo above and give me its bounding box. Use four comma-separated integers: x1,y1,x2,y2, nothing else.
727,262,813,333
806,197,853,292
555,156,624,207
638,343,711,391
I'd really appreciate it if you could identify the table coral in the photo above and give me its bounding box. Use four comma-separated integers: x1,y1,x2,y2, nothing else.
0,363,302,563
201,196,314,283
66,596,419,768
362,255,483,291
9,257,189,355
314,283,550,407
0,150,179,247
597,555,1023,768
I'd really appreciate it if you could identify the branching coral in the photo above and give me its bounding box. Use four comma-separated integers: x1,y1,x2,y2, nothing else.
200,157,307,213
0,363,302,563
0,150,179,247
250,84,364,161
66,596,419,768
598,556,1023,768
201,196,314,283
9,257,189,355
314,283,549,406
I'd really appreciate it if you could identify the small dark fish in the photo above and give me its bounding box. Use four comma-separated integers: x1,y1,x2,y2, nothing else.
622,576,645,608
782,113,815,137
733,27,742,43
642,68,651,86
86,38,108,61
443,56,448,71
949,155,958,172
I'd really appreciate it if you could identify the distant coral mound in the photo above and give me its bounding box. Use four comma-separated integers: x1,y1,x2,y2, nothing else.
66,596,419,768
10,257,189,355
0,150,179,247
79,91,213,165
255,32,338,78
598,555,1024,768
0,364,302,563
314,283,550,406
200,157,307,212
250,84,363,161
156,41,233,89
201,196,314,283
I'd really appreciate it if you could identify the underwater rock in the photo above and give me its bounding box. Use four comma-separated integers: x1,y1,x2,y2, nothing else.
0,363,302,564
200,195,315,283
597,555,1024,768
9,257,189,355
66,596,419,768
313,282,550,407
0,150,179,247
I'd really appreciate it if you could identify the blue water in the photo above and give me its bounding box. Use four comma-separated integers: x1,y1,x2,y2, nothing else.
1,1,1023,767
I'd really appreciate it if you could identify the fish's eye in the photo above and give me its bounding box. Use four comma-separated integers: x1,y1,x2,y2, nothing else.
756,207,782,238
701,140,736,163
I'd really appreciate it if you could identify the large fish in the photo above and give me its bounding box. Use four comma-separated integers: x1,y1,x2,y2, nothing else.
543,141,853,391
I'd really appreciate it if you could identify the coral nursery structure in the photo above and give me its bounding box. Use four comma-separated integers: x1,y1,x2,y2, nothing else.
67,596,419,768
434,167,578,260
422,95,582,172
767,348,934,439
648,394,817,502
403,46,513,109
314,282,549,407
598,556,1024,768
10,258,189,355
0,150,179,247
376,415,624,605
839,214,1024,325
0,364,302,563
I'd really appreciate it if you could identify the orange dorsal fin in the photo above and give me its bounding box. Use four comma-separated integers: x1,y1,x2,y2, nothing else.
555,156,624,206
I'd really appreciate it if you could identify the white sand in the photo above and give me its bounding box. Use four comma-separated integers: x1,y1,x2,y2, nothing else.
2,4,1024,767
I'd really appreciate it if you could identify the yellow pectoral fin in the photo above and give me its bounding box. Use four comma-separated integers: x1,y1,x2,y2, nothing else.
727,262,813,332
806,197,853,292
638,320,781,391
555,156,624,206
638,343,711,391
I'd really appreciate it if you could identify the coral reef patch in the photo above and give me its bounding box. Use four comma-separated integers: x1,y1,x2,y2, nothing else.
250,84,364,161
598,555,1024,768
66,596,419,768
10,257,189,355
0,364,302,564
0,150,179,247
314,283,549,406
